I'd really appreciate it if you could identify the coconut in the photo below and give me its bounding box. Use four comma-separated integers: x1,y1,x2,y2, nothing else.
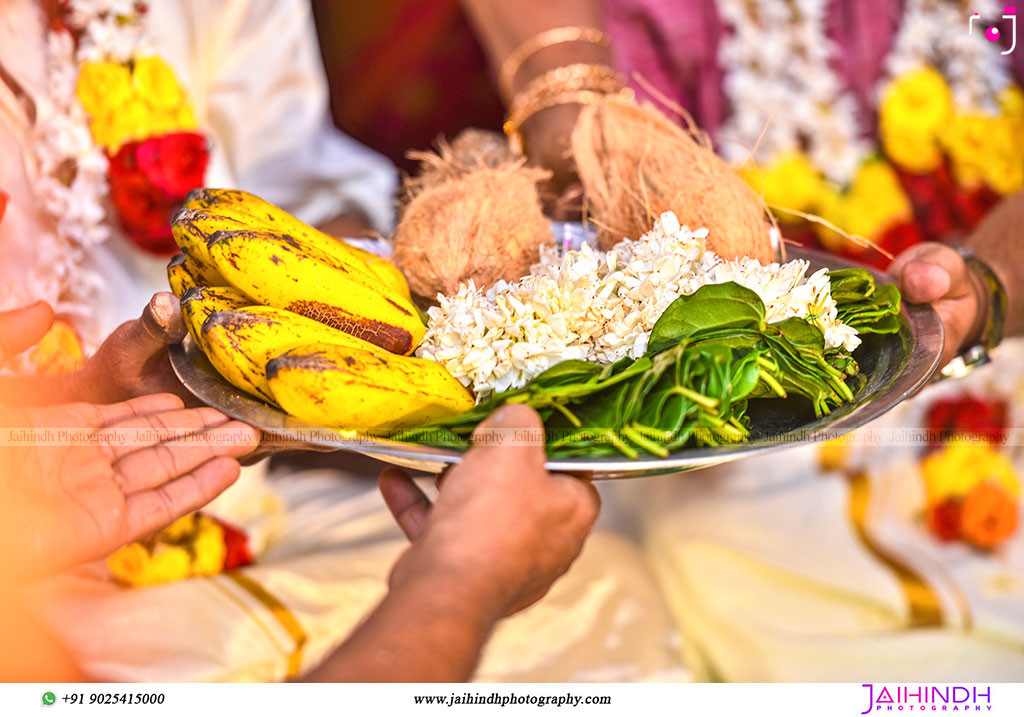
571,97,778,263
404,128,517,192
393,130,552,302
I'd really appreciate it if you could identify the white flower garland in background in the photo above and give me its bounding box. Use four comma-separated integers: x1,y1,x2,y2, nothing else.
715,0,1012,184
23,0,150,349
716,0,870,185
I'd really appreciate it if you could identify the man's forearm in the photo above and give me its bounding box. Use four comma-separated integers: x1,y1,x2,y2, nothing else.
305,575,500,682
966,191,1024,338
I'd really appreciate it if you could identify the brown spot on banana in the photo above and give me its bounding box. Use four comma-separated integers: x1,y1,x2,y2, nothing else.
384,296,412,317
267,351,334,379
287,300,414,354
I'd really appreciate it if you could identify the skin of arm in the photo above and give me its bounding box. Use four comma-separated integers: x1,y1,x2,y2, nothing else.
306,570,499,682
460,0,607,200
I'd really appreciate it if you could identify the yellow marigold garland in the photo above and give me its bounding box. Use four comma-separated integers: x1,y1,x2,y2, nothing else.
75,56,197,153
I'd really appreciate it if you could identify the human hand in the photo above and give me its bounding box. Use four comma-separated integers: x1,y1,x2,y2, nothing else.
0,393,260,579
378,404,600,619
889,242,988,368
521,104,585,218
75,292,191,404
0,293,191,407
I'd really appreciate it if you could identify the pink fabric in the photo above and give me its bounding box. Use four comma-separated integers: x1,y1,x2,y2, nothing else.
605,0,1021,136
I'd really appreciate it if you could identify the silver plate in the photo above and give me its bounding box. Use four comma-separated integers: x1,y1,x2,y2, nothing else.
170,247,943,479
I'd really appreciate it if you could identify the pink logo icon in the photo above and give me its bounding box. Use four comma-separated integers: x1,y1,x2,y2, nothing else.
970,7,1017,54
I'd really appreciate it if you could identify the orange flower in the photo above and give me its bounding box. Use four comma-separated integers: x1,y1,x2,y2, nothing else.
961,482,1019,550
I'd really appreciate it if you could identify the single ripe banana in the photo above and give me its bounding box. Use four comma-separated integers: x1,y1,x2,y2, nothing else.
199,305,381,402
185,188,412,299
174,205,388,283
207,229,425,355
180,285,253,345
267,343,474,433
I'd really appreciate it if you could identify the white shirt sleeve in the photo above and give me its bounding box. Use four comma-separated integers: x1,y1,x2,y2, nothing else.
150,0,398,233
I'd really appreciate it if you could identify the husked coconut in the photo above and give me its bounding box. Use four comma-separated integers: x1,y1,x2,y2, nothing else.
571,97,777,263
393,130,552,301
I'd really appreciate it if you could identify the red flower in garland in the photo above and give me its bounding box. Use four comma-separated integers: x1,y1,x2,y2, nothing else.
107,132,209,255
212,517,254,571
896,165,960,242
134,132,209,198
924,394,1009,447
926,498,963,542
0,189,8,225
950,185,1000,231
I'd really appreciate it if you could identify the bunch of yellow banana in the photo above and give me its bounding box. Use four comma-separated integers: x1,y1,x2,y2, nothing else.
166,188,471,433
200,305,381,404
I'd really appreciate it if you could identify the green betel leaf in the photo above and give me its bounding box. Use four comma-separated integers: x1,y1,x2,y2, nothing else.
528,360,604,388
828,268,875,302
770,317,826,354
729,350,764,400
648,282,766,355
860,312,902,334
830,267,902,336
870,282,901,311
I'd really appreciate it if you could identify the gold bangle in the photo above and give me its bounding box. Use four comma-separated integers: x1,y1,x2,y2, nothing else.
498,26,607,101
513,62,624,103
503,87,634,155
504,63,626,130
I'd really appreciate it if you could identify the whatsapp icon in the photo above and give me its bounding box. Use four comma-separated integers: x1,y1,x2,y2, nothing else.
42,692,56,706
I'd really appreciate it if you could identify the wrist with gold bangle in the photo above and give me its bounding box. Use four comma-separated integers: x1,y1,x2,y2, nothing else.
503,63,631,154
498,26,608,102
505,63,625,125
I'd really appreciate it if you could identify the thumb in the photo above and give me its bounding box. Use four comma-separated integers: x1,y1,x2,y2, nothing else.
0,302,54,361
470,403,546,450
379,468,432,541
465,403,548,476
102,292,186,360
890,243,971,304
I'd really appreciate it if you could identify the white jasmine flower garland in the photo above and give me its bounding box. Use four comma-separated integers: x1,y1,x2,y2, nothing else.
418,212,861,400
716,0,870,185
14,0,150,350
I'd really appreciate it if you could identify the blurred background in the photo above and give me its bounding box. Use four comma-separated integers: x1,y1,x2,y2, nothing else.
312,0,503,173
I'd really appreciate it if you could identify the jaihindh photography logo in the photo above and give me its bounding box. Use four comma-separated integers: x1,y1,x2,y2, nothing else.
970,7,1017,54
860,685,993,713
